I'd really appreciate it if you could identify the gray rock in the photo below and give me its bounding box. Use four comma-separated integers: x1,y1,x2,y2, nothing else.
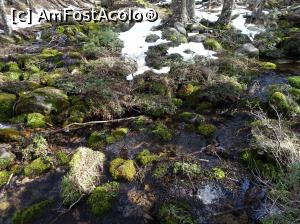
236,43,259,58
188,34,207,43
187,23,208,33
174,22,187,35
145,34,160,43
0,144,16,170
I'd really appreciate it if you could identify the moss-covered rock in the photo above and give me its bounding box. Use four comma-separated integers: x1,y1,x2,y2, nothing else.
0,170,10,187
162,28,187,44
7,61,20,72
204,38,222,50
0,93,16,122
136,149,159,166
26,113,46,128
0,147,16,170
260,62,277,70
0,128,22,142
196,123,217,137
61,147,105,206
15,87,69,115
178,84,197,98
106,128,128,144
109,158,136,181
196,101,213,114
152,122,172,141
12,200,51,224
145,34,160,43
24,157,51,177
269,92,290,112
288,76,300,89
87,181,120,216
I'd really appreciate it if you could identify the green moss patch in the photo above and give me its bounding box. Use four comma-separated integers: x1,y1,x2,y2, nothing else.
0,171,10,187
196,123,217,137
24,157,51,177
136,149,159,166
88,181,120,216
12,200,51,224
109,158,136,181
288,76,300,89
27,113,46,128
0,93,16,122
106,128,128,144
152,123,172,141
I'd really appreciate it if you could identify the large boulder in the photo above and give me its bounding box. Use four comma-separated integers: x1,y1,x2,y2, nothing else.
236,43,259,58
0,93,16,122
15,87,69,115
281,33,300,57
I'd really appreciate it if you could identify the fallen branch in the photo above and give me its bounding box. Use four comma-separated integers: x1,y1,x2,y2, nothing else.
49,116,138,135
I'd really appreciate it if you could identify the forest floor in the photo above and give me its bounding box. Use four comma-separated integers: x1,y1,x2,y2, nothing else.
0,0,300,224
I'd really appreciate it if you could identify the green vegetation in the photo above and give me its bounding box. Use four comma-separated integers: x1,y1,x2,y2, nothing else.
109,158,136,181
212,167,226,180
27,113,46,128
173,161,201,177
260,62,277,70
204,38,222,50
196,123,217,137
12,200,51,224
152,123,172,141
0,171,10,187
88,181,120,216
136,149,159,166
106,128,128,144
269,92,290,112
56,151,69,165
159,203,196,224
153,164,168,179
0,150,16,170
288,76,300,89
0,93,16,121
24,157,51,177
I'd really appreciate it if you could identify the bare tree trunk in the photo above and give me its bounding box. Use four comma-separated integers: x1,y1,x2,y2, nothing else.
171,0,188,23
0,0,12,36
217,0,234,26
187,0,195,20
102,0,114,9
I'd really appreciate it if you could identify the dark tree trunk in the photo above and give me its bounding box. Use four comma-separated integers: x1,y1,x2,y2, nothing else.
0,0,11,36
217,0,234,26
171,0,188,23
187,0,195,20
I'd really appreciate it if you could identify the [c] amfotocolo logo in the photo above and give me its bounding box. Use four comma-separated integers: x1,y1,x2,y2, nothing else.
11,8,159,25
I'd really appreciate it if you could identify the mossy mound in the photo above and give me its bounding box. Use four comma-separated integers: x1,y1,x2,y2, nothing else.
136,149,159,166
204,38,222,50
61,147,105,206
0,93,16,122
24,157,51,177
27,113,46,128
152,123,172,141
109,158,136,181
260,62,277,70
15,87,69,115
87,181,120,216
106,128,128,144
0,170,10,187
12,200,51,224
196,124,217,137
288,76,300,89
269,92,290,113
173,161,201,177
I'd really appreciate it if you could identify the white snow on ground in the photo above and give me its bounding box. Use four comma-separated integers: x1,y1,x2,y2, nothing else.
0,123,11,129
119,9,172,80
167,42,217,60
195,5,265,40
